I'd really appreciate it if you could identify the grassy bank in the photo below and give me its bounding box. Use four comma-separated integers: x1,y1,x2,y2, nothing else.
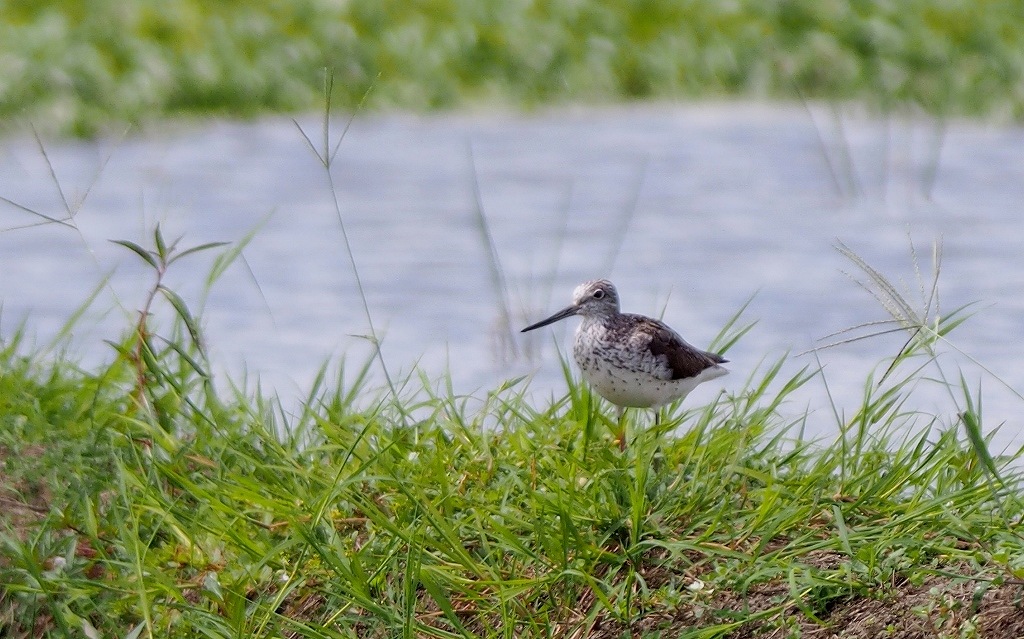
2,237,1024,637
3,0,1024,135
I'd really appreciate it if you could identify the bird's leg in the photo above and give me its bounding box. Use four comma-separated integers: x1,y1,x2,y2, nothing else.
615,406,627,451
651,408,665,474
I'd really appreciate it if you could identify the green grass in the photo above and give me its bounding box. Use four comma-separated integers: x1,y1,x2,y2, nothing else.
2,234,1024,637
3,0,1024,135
3,93,1024,636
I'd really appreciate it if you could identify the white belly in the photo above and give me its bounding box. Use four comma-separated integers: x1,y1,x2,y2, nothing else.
578,355,726,408
572,321,728,409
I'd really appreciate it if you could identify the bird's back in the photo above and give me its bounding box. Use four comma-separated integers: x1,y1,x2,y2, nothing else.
590,314,725,379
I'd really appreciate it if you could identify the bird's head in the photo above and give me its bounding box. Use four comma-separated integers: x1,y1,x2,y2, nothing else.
521,279,620,332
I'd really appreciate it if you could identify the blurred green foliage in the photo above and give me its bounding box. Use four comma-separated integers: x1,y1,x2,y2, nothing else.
1,0,1023,134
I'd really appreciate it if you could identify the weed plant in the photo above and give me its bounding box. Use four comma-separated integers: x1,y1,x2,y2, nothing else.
3,0,1024,134
2,229,1024,637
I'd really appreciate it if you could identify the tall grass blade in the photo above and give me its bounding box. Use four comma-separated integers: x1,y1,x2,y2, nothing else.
45,271,113,352
958,376,1002,487
467,142,517,360
601,155,648,275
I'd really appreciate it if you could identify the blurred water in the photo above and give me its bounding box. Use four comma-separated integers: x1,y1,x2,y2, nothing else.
1,103,1021,450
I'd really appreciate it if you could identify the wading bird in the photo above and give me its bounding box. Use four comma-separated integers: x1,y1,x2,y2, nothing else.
522,279,728,449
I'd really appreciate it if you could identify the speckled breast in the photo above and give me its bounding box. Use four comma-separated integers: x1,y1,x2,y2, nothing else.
572,322,683,408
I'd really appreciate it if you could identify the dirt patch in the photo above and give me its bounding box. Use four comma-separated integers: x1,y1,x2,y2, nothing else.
976,583,1024,638
0,444,51,541
797,573,973,639
0,444,56,639
582,557,1024,638
792,573,1024,639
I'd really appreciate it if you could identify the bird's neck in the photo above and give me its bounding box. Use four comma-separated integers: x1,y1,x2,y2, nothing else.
576,314,612,334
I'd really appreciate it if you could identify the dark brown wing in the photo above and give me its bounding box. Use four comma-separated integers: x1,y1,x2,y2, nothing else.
641,318,728,381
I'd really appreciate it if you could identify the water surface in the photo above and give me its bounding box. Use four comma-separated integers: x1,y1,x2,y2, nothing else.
1,103,1021,449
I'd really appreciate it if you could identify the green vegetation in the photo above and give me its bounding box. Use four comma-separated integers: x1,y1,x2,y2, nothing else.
3,0,1024,135
2,223,1024,637
3,110,1024,636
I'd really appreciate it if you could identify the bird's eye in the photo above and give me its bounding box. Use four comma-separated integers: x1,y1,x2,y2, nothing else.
593,289,605,299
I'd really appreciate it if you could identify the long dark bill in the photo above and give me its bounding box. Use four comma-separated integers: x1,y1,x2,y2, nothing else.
521,305,579,333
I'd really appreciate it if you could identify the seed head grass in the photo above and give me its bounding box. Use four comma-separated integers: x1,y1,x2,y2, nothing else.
2,239,1024,637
